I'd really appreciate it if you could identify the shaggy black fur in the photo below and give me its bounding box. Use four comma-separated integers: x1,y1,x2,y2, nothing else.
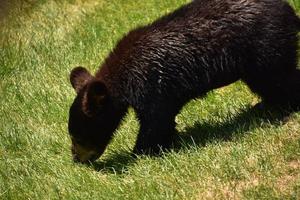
68,0,300,162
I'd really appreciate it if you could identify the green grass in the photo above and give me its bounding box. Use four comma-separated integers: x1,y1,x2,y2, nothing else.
1,0,300,199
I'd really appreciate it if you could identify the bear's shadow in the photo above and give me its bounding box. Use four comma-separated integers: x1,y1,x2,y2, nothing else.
175,103,293,148
91,103,295,174
90,150,136,174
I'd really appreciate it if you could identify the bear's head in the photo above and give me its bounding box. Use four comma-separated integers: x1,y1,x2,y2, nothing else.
68,67,121,163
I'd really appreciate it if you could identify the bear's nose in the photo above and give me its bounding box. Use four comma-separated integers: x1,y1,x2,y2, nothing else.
73,153,99,163
72,150,100,163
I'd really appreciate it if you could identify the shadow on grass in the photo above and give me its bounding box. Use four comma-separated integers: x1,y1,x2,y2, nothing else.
90,150,136,174
91,102,297,173
174,102,295,148
0,0,13,20
0,0,47,21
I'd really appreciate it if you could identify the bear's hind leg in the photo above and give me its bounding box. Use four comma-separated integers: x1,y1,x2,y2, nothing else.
243,68,300,108
243,27,300,108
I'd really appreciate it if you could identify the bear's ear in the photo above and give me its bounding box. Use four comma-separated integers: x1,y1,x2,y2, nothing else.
70,67,93,93
83,80,108,115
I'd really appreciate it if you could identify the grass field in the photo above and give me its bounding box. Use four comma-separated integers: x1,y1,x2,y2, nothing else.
1,0,300,199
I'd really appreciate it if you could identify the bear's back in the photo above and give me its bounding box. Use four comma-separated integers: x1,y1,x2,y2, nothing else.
97,0,300,105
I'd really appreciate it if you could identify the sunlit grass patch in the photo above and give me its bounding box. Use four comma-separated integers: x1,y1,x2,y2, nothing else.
1,0,300,199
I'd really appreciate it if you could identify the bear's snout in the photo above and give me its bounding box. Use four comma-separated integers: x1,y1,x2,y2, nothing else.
72,151,99,163
71,142,101,163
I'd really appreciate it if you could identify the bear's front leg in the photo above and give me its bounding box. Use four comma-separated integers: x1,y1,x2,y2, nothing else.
133,115,176,155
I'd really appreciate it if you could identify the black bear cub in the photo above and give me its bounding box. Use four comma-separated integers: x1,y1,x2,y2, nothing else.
68,0,300,163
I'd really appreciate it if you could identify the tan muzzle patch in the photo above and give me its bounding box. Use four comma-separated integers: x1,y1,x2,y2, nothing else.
72,141,100,163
